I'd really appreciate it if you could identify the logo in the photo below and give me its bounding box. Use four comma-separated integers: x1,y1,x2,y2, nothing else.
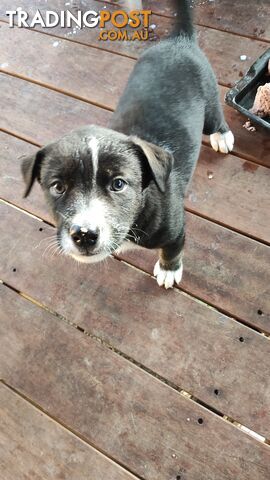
6,8,153,42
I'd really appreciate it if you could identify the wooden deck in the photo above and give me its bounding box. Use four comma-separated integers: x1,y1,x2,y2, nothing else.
0,1,270,478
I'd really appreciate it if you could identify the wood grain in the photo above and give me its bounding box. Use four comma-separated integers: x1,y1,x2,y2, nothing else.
187,145,270,244
0,383,138,480
0,133,44,217
194,0,270,43
0,22,134,110
143,0,270,42
1,59,270,168
119,213,270,333
196,26,268,87
1,284,270,480
0,74,111,145
1,202,270,437
0,19,268,94
0,0,147,58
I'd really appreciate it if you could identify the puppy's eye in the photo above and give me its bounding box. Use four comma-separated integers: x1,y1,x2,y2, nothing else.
50,181,66,196
110,178,127,192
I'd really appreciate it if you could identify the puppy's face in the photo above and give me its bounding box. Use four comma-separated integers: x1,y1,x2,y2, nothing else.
21,126,173,263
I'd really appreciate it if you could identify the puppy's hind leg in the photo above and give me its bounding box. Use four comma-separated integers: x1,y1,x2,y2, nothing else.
204,90,234,154
154,230,185,289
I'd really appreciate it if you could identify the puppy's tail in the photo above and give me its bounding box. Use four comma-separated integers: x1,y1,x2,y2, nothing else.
171,0,194,39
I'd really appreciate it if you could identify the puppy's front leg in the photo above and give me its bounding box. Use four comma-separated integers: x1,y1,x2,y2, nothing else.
154,232,185,289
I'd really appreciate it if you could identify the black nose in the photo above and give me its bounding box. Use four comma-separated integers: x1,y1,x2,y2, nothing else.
70,224,99,247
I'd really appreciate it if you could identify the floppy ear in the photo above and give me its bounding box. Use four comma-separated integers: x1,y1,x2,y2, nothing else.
130,136,174,193
21,149,44,197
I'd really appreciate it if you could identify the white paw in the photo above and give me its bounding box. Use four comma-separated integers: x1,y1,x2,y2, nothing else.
210,130,234,154
153,260,183,289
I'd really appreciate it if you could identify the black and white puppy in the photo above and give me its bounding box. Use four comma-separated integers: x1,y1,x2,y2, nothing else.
21,0,234,289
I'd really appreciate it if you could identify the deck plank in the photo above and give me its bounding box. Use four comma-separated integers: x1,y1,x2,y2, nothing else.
0,0,146,58
0,20,268,94
0,383,138,480
143,0,270,42
1,284,270,480
1,202,270,436
196,26,268,87
119,214,270,333
0,74,111,144
0,22,134,110
187,145,270,244
0,9,268,89
193,0,270,42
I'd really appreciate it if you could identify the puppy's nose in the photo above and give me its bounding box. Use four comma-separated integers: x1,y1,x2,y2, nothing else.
70,224,99,247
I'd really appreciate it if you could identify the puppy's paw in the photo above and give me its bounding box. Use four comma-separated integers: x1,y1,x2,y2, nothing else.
210,130,234,154
153,260,183,289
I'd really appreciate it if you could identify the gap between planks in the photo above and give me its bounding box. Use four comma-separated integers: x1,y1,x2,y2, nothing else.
1,281,269,447
0,69,115,112
185,206,270,247
0,127,41,147
200,138,270,169
195,22,270,45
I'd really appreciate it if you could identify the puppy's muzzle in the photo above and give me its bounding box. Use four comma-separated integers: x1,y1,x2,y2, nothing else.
69,224,99,249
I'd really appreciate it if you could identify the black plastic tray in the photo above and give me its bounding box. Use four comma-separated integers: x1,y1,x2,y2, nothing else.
225,48,270,130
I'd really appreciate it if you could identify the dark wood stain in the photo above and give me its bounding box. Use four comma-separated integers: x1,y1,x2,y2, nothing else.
242,161,259,173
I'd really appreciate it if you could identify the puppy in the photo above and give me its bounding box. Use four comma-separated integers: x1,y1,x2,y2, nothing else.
21,0,234,289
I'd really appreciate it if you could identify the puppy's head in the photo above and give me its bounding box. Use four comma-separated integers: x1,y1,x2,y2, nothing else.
21,126,173,263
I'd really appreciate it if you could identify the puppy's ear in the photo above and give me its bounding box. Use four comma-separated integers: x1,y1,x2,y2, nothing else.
21,149,44,197
130,136,174,193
